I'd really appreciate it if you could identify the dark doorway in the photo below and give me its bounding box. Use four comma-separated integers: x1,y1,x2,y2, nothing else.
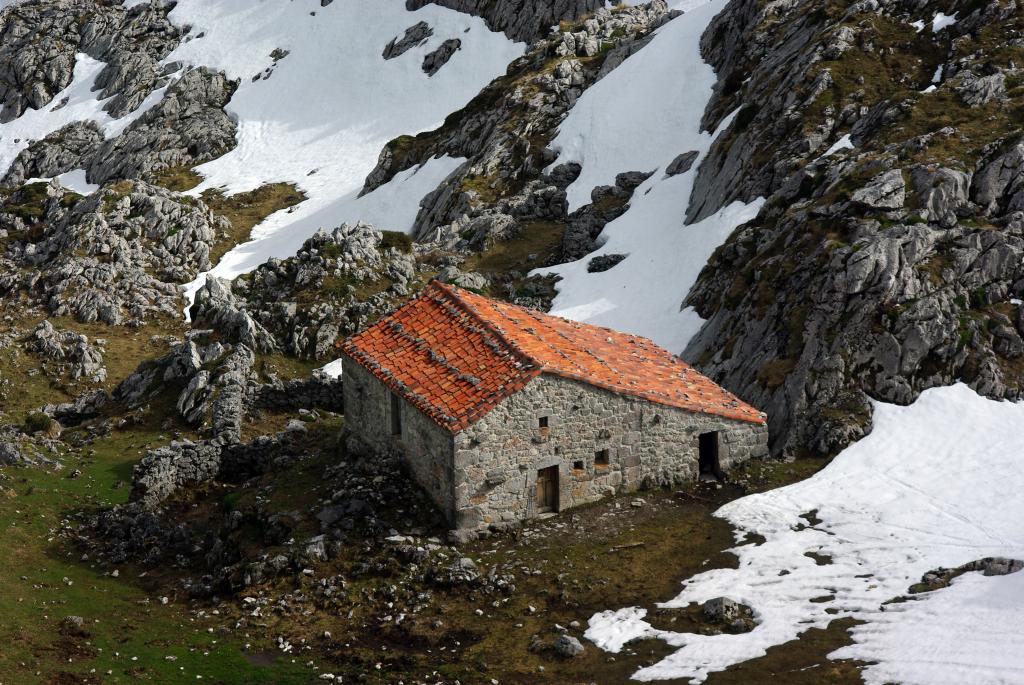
698,431,723,480
390,393,402,436
535,465,559,513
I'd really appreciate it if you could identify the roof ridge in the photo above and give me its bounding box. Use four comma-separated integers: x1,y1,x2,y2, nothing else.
343,281,766,429
430,280,541,371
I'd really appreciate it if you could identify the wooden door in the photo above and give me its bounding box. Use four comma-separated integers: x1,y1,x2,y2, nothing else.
535,466,558,513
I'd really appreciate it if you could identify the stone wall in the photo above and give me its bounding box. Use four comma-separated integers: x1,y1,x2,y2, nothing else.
452,374,768,531
254,372,345,413
341,359,455,518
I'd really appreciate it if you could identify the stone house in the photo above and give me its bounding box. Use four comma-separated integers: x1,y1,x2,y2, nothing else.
340,281,768,536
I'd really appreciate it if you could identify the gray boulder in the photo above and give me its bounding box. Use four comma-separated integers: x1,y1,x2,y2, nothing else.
958,72,1006,107
130,440,223,508
553,634,585,658
972,143,1024,215
911,166,971,228
851,169,906,210
0,441,23,466
665,150,699,177
422,39,461,76
383,21,433,59
88,67,239,185
189,278,278,354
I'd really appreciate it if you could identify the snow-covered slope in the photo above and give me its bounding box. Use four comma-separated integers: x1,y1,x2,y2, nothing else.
163,0,522,299
535,0,762,354
0,0,522,306
587,383,1024,684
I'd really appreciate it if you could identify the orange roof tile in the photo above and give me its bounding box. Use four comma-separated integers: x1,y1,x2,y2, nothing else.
341,281,765,432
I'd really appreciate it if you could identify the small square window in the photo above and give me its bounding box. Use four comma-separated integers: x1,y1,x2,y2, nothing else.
573,460,584,471
595,449,610,467
538,416,549,428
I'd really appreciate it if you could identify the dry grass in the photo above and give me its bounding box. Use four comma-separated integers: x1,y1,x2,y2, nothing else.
201,183,307,264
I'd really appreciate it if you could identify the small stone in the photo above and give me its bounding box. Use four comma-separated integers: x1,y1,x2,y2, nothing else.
553,634,585,658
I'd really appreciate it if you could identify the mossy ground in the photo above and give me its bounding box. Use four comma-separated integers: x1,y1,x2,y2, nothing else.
199,184,307,265
0,416,318,684
0,311,187,425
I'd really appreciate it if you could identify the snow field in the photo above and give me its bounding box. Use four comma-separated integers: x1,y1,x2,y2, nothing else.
587,384,1024,684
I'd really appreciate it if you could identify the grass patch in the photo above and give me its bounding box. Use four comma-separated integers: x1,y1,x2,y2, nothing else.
757,357,798,389
379,230,413,253
463,221,564,277
1,313,186,424
0,416,313,684
23,412,54,434
200,183,306,264
3,182,51,222
151,166,204,192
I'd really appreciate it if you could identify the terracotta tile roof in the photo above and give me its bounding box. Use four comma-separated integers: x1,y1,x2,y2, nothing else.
341,281,765,432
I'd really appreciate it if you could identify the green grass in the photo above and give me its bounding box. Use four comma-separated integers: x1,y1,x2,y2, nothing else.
0,421,316,684
379,230,412,254
3,182,51,222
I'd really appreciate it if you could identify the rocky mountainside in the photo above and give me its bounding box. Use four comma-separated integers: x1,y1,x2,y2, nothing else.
408,0,605,42
375,0,1024,457
0,0,1020,502
682,0,1024,454
3,0,1024,681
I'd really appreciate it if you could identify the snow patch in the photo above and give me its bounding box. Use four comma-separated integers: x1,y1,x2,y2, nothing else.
587,383,1024,684
820,133,853,158
25,168,100,195
913,13,957,32
535,0,762,354
545,0,726,213
932,12,958,32
319,358,344,379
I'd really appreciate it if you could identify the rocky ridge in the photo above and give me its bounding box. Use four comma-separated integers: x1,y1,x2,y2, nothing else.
682,0,1024,454
190,221,419,360
0,0,183,122
0,179,230,324
406,0,605,42
2,66,239,189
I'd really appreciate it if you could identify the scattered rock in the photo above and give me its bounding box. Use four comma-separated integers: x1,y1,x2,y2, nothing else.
553,634,585,658
383,21,433,59
665,150,699,177
422,38,461,76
